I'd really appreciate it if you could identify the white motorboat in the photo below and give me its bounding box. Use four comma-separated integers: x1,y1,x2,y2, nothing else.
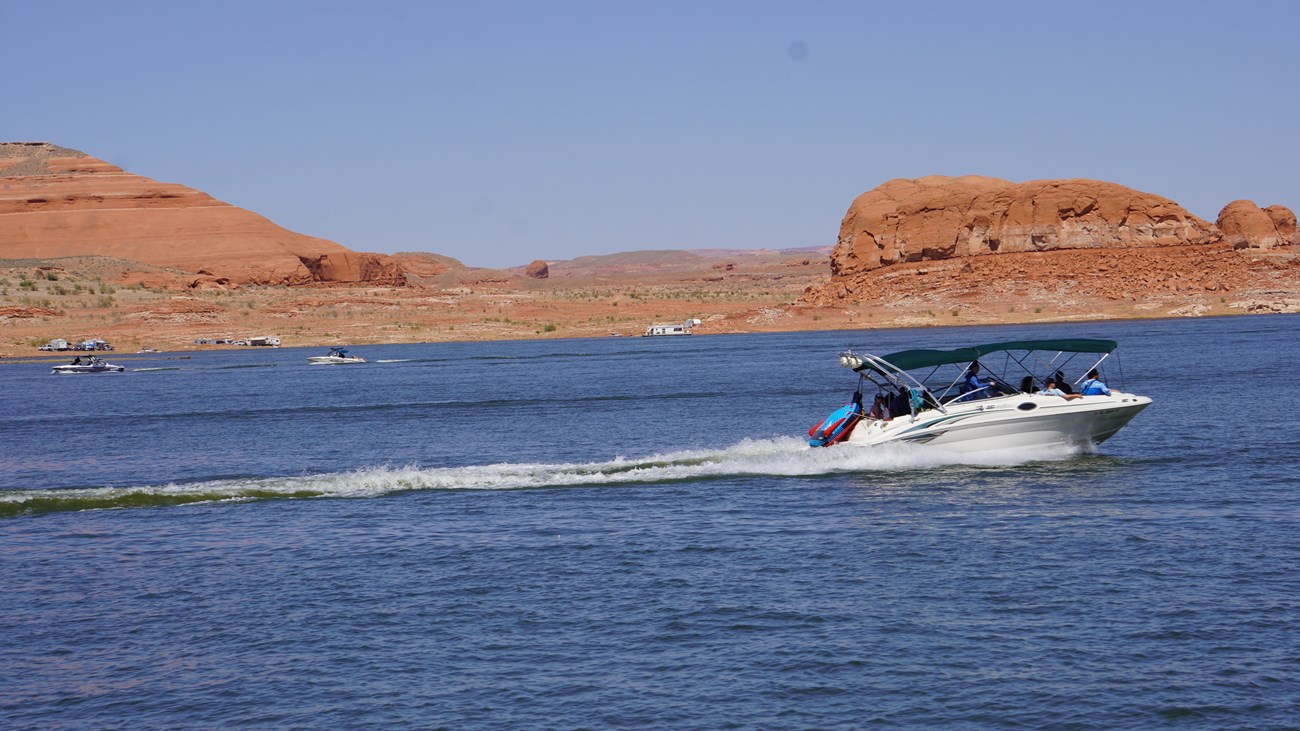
52,357,125,374
810,338,1151,453
308,347,367,365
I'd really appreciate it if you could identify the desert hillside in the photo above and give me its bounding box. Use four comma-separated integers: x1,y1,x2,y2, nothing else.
0,142,403,286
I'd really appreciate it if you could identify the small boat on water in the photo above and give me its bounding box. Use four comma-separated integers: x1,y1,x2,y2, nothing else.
52,357,126,374
308,347,367,365
808,338,1151,453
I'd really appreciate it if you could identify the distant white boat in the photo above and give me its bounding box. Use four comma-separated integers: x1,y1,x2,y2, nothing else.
308,347,367,365
52,357,125,374
643,318,701,337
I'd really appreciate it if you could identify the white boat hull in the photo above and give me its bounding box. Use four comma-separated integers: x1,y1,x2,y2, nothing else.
307,356,366,365
845,392,1151,453
51,364,126,374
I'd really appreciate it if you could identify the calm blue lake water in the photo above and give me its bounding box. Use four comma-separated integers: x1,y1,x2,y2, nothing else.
2,315,1298,729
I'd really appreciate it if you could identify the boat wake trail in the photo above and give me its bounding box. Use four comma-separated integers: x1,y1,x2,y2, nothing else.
0,438,1080,518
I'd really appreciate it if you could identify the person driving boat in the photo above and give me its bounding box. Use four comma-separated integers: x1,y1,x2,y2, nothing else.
960,361,994,400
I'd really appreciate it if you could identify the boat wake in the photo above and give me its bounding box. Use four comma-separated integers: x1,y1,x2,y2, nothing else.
0,437,1083,518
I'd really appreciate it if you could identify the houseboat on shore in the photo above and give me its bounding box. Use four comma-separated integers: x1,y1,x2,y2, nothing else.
643,318,702,336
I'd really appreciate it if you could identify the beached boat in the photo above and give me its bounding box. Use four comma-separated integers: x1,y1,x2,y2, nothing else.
308,347,367,365
52,358,126,374
643,318,701,336
808,338,1151,453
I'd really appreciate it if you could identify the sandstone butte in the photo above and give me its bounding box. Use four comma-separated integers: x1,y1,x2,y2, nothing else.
801,175,1299,315
0,142,404,287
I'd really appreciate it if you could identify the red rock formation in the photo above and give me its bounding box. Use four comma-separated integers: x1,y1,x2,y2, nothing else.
391,251,466,278
0,142,404,286
831,176,1218,275
1216,200,1287,250
298,252,405,285
524,260,550,279
1263,205,1297,244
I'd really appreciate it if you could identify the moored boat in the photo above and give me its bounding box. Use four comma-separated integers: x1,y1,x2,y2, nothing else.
810,338,1151,453
643,318,701,336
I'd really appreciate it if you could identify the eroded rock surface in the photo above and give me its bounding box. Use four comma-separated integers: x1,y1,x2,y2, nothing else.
830,176,1218,275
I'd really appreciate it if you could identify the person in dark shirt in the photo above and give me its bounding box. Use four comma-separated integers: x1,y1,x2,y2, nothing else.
1053,370,1074,394
1041,378,1083,400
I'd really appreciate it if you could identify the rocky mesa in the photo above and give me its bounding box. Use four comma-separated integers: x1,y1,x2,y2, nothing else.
0,142,404,286
803,175,1299,315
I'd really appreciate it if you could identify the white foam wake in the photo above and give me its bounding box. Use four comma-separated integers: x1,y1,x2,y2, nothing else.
1,437,1081,516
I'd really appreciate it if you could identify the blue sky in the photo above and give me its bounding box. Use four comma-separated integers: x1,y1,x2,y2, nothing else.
7,0,1298,268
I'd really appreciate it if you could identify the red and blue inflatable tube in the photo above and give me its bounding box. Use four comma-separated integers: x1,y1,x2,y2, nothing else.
808,402,862,447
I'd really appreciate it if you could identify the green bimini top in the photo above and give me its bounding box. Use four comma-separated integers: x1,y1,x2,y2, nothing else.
856,338,1117,373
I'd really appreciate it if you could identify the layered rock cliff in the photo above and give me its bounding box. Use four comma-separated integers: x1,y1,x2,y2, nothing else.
0,142,404,286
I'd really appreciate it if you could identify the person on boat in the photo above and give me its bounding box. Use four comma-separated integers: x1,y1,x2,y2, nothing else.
1080,369,1111,396
1041,378,1083,401
1054,370,1074,394
72,356,82,365
961,362,994,400
868,394,890,420
1019,375,1039,393
888,389,910,418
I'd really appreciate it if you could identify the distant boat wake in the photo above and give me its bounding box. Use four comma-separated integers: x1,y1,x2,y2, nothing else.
0,437,1083,518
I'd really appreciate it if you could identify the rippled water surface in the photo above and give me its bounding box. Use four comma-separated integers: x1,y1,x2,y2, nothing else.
3,316,1298,729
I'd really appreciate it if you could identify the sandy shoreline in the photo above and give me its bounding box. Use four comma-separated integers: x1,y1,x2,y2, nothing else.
4,246,1297,360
